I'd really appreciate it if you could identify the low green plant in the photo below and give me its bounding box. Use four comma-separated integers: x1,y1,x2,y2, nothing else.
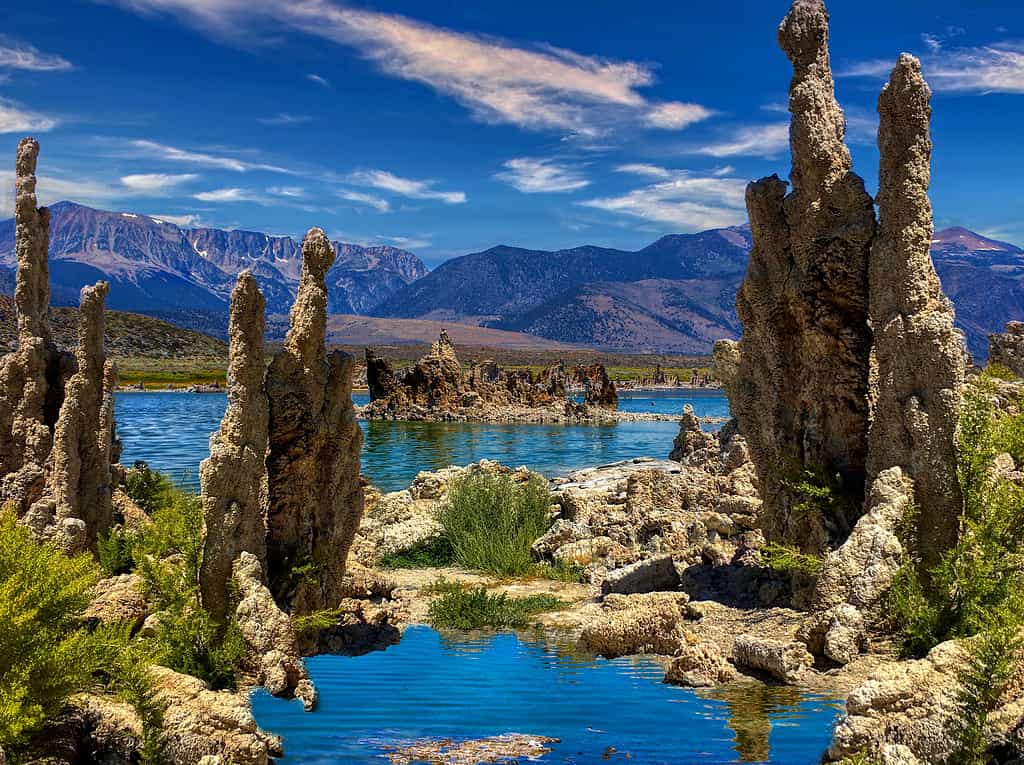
780,467,857,529
131,473,246,691
438,473,552,577
0,509,126,750
379,535,455,569
759,542,823,577
886,377,1024,762
427,586,565,630
123,462,176,515
293,608,346,636
983,363,1017,381
97,526,137,576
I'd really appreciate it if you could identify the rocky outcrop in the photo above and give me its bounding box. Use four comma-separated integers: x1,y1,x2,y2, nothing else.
199,272,269,621
83,573,148,631
578,591,694,658
668,405,719,464
571,363,618,409
867,54,966,570
827,636,1024,763
0,138,67,515
363,333,589,422
717,0,966,566
664,639,738,687
990,322,1024,379
732,634,813,684
232,552,316,710
148,665,283,765
0,139,119,553
265,228,364,615
718,0,875,555
40,281,118,553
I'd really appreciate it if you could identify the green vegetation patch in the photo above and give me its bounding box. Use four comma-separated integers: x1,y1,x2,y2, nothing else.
439,472,552,577
759,542,823,577
427,583,565,630
379,535,455,569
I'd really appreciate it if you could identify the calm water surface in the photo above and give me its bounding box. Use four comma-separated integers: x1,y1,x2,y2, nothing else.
115,390,727,492
251,626,841,764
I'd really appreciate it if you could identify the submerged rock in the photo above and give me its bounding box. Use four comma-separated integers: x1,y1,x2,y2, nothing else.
384,734,559,765
732,634,813,684
265,228,364,615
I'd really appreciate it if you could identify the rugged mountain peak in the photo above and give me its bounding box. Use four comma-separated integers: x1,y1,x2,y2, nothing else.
868,52,966,568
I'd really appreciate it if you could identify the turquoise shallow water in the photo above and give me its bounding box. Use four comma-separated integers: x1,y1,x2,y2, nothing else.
250,626,842,764
114,390,727,492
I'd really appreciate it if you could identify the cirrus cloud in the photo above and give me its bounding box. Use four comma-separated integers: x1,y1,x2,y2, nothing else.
347,169,466,204
494,157,590,193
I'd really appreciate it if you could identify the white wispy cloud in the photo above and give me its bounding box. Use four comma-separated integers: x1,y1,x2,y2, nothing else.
644,102,713,130
307,73,331,87
104,0,712,137
267,185,304,197
614,163,672,179
194,187,254,202
347,169,466,204
120,172,199,192
579,169,747,231
129,139,296,173
494,157,589,193
337,189,391,213
693,123,789,158
0,98,59,133
0,36,73,72
257,112,313,125
840,40,1024,94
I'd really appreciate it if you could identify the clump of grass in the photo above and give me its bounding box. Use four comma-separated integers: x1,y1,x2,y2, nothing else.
438,473,552,577
379,536,455,569
760,542,823,577
427,585,565,630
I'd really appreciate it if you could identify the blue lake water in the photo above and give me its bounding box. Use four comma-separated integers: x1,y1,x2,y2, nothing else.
250,626,841,764
115,389,841,764
114,390,728,493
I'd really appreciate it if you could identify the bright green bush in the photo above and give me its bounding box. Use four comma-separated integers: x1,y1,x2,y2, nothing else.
97,526,137,576
438,473,552,577
131,473,246,691
123,462,176,515
427,585,564,630
887,378,1024,763
0,510,113,748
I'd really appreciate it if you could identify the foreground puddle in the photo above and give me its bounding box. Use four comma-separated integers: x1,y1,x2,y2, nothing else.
251,626,841,764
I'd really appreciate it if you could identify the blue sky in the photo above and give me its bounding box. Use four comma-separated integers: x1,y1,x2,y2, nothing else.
0,0,1022,266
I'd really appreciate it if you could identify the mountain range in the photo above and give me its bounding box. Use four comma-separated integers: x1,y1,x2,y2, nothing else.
0,201,427,335
1,201,1021,359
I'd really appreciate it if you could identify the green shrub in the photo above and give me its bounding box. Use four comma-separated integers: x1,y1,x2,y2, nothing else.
984,363,1017,381
427,586,565,630
760,542,822,577
780,467,857,530
379,536,455,569
0,509,116,749
97,526,137,576
123,462,176,515
131,473,246,691
887,378,1024,762
438,473,552,577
